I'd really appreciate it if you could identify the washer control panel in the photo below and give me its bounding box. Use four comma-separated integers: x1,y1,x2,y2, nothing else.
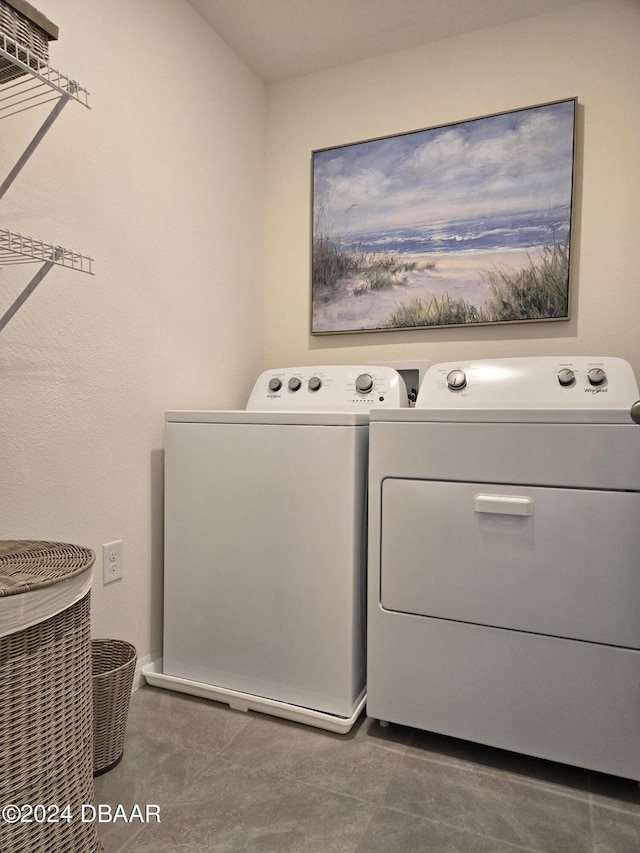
417,357,639,414
247,365,408,411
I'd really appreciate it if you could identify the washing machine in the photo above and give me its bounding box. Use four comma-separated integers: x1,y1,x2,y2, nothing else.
143,365,407,733
367,356,640,778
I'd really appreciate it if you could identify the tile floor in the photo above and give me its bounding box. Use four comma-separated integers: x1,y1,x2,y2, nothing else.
93,685,640,853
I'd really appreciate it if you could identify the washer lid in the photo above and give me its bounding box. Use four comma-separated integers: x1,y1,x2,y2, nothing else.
375,356,640,423
165,410,370,425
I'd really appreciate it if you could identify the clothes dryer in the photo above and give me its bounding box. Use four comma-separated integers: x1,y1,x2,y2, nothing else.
367,356,640,778
144,365,407,733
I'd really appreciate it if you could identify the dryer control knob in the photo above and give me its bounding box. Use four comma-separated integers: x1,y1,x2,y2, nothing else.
587,367,606,386
446,369,467,390
268,378,282,392
355,373,374,394
288,377,302,392
308,376,322,392
558,368,575,387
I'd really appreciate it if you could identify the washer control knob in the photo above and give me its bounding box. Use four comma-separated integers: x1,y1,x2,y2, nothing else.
355,373,374,394
268,378,282,392
308,376,322,392
288,377,302,392
558,368,575,387
446,369,467,390
587,367,606,386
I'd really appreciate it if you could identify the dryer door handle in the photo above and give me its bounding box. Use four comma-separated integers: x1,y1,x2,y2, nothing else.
474,494,534,516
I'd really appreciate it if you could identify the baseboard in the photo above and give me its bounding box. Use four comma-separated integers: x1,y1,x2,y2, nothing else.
133,652,158,692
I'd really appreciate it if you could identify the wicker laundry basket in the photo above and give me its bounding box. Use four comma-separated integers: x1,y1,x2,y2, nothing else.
0,540,103,853
0,0,58,84
91,638,137,776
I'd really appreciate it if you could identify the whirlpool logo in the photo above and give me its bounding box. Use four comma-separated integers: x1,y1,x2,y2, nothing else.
584,386,608,394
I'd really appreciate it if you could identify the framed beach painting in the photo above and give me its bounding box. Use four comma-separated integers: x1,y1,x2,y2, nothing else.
311,97,576,334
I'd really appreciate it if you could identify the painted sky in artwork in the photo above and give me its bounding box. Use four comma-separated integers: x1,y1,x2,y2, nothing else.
313,100,575,245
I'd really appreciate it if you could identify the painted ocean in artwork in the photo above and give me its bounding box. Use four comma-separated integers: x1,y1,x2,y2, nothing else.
343,205,570,256
312,99,575,333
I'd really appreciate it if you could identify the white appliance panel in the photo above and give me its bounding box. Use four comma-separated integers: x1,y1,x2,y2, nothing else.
367,356,640,778
380,478,640,648
368,421,640,491
163,421,368,717
365,611,640,781
414,356,638,421
247,365,407,412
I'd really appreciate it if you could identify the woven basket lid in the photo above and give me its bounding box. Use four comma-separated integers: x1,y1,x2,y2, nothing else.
0,540,95,597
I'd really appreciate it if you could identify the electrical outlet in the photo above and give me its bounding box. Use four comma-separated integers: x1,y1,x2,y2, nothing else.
103,539,123,584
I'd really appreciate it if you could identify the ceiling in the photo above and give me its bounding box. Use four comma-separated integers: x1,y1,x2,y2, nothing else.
187,0,584,83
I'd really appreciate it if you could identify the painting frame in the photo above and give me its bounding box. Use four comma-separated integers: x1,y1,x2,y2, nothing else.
311,97,577,335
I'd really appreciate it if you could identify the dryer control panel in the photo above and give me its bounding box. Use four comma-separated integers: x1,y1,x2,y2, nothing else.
247,365,408,411
415,357,639,423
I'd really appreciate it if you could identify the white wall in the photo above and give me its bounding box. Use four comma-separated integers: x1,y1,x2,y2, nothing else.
0,0,266,661
263,0,640,379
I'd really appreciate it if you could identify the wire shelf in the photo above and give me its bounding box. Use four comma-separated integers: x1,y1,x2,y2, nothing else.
0,27,93,331
0,31,90,119
0,229,94,274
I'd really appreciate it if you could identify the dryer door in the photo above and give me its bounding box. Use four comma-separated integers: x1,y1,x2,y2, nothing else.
379,478,640,648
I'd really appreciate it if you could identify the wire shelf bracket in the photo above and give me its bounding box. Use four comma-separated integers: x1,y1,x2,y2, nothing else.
0,229,94,331
0,32,90,117
0,31,93,332
0,32,91,200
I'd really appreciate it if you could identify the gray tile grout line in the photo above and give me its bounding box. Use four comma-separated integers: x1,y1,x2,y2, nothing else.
105,743,238,852
189,714,553,852
588,785,640,818
111,748,384,852
132,691,634,813
586,772,598,853
349,736,542,853
108,820,147,853
395,751,593,807
181,709,411,811
351,809,379,853
357,730,596,853
371,732,551,853
107,694,640,852
105,699,258,852
397,725,640,819
363,801,549,853
396,730,611,811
